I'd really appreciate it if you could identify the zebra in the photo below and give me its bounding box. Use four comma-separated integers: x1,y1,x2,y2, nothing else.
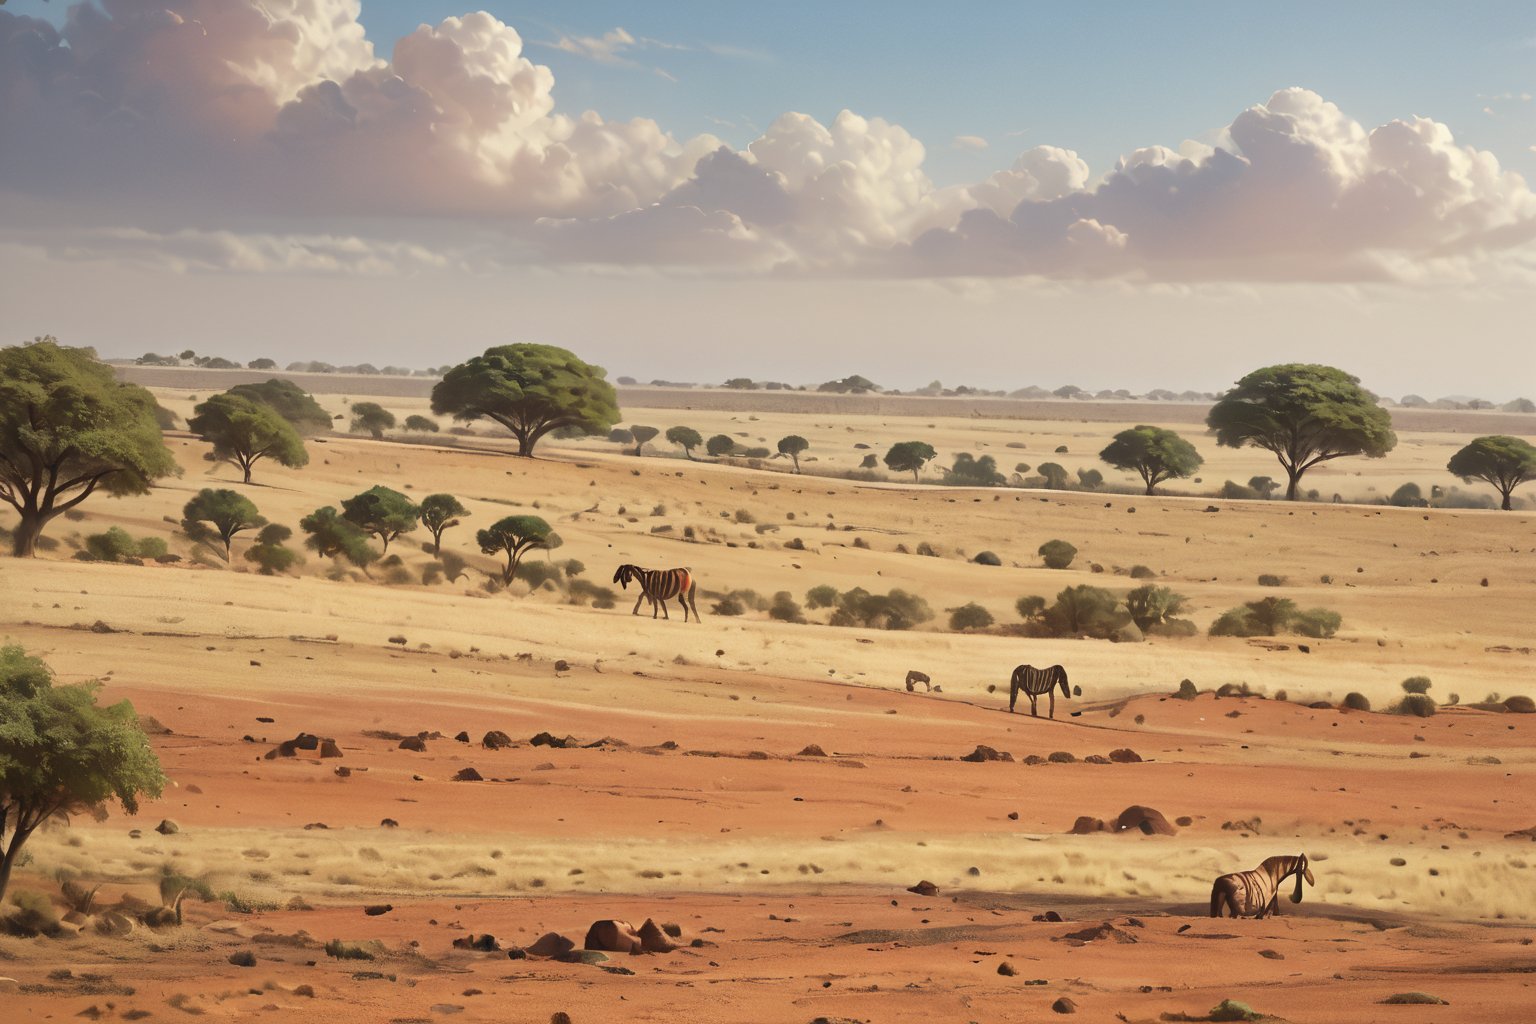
1210,854,1315,919
1009,664,1070,717
611,564,701,623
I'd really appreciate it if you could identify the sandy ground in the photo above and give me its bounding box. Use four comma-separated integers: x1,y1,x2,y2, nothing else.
2,394,1534,1022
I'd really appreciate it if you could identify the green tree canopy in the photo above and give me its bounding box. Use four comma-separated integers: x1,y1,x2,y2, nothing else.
1039,539,1077,569
1099,425,1203,495
0,339,178,557
430,344,620,457
299,505,375,568
777,435,810,472
884,441,937,482
629,425,659,456
349,402,396,439
667,425,703,459
247,358,278,370
340,485,419,554
1447,435,1536,510
418,493,469,554
182,488,264,562
947,452,1005,486
948,602,994,631
0,644,166,902
1125,585,1187,632
818,375,881,394
403,415,439,433
188,393,308,484
477,514,553,586
707,433,736,458
1043,585,1121,637
226,379,332,436
245,523,300,575
1207,364,1396,500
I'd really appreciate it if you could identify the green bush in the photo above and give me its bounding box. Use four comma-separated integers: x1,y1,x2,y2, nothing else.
1401,676,1432,694
828,588,933,630
1257,574,1285,587
1342,692,1371,711
805,585,839,609
1041,585,1122,638
515,560,564,589
1015,595,1046,620
83,527,137,562
712,595,746,616
1392,694,1437,717
1039,539,1077,569
1129,564,1155,579
1293,607,1342,638
1125,584,1186,632
769,591,806,623
1218,480,1258,500
567,579,617,609
948,603,994,631
1209,607,1262,637
245,540,299,575
1174,679,1199,700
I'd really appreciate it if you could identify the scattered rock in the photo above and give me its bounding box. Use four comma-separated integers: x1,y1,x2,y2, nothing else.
1115,806,1177,836
1047,751,1076,764
637,918,679,953
1059,921,1138,944
155,819,178,835
1008,812,1020,820
398,736,426,752
228,950,256,967
483,730,513,749
452,934,499,951
997,961,1017,976
1084,754,1111,764
527,932,576,958
1504,826,1536,841
1506,696,1535,714
1175,816,1193,827
531,731,577,748
1052,996,1077,1013
1380,993,1448,1005
455,731,470,743
364,905,393,917
1069,816,1108,834
1222,818,1262,834
1107,748,1142,763
554,660,571,672
797,744,828,757
380,818,399,828
906,880,939,897
452,767,483,782
1032,911,1065,923
961,745,1013,763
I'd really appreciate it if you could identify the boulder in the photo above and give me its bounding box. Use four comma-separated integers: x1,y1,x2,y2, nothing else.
452,934,500,951
1047,751,1076,764
452,767,483,782
906,880,939,897
319,739,343,758
1114,806,1177,836
1052,996,1078,1013
1107,748,1142,763
155,819,179,835
797,744,828,757
1069,816,1107,834
960,745,1013,763
526,932,575,958
583,920,644,954
482,731,513,750
398,736,426,752
1505,695,1535,714
637,918,678,953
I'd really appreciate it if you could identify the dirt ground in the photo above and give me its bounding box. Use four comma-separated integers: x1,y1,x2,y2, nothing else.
1,388,1533,1023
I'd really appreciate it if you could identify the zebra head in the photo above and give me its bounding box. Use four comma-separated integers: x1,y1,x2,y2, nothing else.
1055,666,1072,698
1291,852,1315,903
612,564,636,589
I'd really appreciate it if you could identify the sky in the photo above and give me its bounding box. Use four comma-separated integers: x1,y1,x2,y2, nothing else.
1,0,1534,398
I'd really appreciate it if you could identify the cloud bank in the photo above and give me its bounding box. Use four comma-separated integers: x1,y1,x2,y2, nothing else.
3,1,1534,283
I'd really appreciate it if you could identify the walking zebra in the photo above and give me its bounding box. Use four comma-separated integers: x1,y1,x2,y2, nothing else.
1210,854,1315,919
1009,664,1070,717
611,564,701,623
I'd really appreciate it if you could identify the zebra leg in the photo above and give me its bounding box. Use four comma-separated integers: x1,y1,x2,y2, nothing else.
1029,693,1039,717
1049,691,1056,719
657,598,668,620
631,593,645,616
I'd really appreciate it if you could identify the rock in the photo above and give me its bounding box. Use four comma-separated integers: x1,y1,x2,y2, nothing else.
1222,818,1262,833
319,739,343,758
155,819,179,835
1506,696,1535,714
1023,755,1047,765
967,866,981,876
531,731,576,748
292,984,315,998
906,880,939,897
583,920,644,954
1007,811,1020,820
0,978,18,994
1060,921,1138,944
554,660,570,673
527,932,576,958
1175,816,1193,827
452,934,499,951
380,818,399,828
1114,806,1177,836
294,733,319,750
506,948,527,960
1052,997,1077,1013
960,745,1012,763
398,736,426,752
1258,949,1285,959
228,950,256,967
1069,816,1107,834
797,744,828,757
1107,748,1142,763
1084,754,1111,764
455,731,470,743
550,1014,573,1024
452,767,483,782
364,905,393,916
1504,825,1536,841
1032,911,1064,923
303,822,328,830
1047,751,1076,764
637,918,678,953
1308,701,1333,709
997,961,1017,976
558,949,611,965
483,730,513,749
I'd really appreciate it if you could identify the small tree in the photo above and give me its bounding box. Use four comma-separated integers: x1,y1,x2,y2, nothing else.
1248,476,1280,498
1043,585,1121,637
182,488,264,562
805,584,839,609
1036,462,1069,489
430,344,620,457
247,358,278,370
244,523,299,575
1076,467,1103,490
403,415,440,433
477,515,553,587
0,645,166,903
300,506,375,569
884,441,937,482
949,602,994,631
1207,364,1396,500
0,339,178,556
1125,585,1187,632
1401,676,1432,695
667,426,703,459
1039,539,1077,569
1244,596,1298,636
226,379,332,436
1100,422,1201,493
630,425,660,456
707,434,736,458
417,493,469,554
188,393,308,484
349,402,396,439
340,486,419,555
1016,595,1047,620
948,453,1005,486
1447,435,1536,511
777,435,810,473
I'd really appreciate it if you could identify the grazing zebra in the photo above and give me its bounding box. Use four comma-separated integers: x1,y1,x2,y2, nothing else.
1009,664,1070,717
1210,854,1315,919
905,669,931,692
611,564,701,623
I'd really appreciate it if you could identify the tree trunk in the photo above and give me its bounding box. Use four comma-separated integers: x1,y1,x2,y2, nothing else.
0,833,26,904
1502,490,1512,511
242,461,253,484
1144,479,1157,496
792,455,800,473
1285,468,1303,501
911,469,919,483
12,511,44,557
430,530,443,556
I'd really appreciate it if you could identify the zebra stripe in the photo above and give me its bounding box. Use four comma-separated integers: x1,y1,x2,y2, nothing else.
1009,664,1070,717
611,564,702,623
1210,854,1314,919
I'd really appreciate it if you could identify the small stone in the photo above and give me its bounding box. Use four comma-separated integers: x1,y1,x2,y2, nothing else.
997,961,1017,976
1052,996,1077,1013
155,819,179,835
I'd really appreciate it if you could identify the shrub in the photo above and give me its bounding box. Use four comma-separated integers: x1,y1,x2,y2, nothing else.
1036,463,1069,489
915,541,940,557
1041,585,1122,638
1389,482,1428,507
1076,467,1103,490
1342,692,1371,711
1174,679,1199,700
1125,584,1187,632
1292,607,1342,638
1039,539,1077,569
1244,596,1298,635
83,526,137,562
1393,694,1437,717
516,560,564,589
973,550,1001,566
608,428,634,444
805,585,839,609
768,592,806,623
1209,607,1262,637
1401,676,1432,694
734,509,755,524
1256,574,1285,587
828,588,934,630
1015,595,1046,620
568,579,617,609
1218,480,1258,500
948,603,994,631
1129,564,1155,579
947,452,1005,486
245,539,299,575
712,595,746,616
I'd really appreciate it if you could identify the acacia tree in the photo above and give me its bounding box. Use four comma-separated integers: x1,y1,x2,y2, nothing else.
477,514,552,586
0,645,166,902
884,441,937,482
188,393,308,484
418,493,469,554
430,344,620,457
349,402,396,440
0,339,178,557
1099,425,1203,495
182,488,264,561
1447,435,1536,510
226,379,332,436
340,486,419,554
777,435,809,472
403,415,439,433
667,426,703,459
1207,364,1396,500
299,506,376,569
629,425,659,456
706,434,736,458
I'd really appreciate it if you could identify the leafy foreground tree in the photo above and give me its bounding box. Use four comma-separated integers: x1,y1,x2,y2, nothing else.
1207,364,1396,500
188,393,308,484
182,488,264,562
884,441,937,483
0,644,166,903
1447,435,1536,510
349,402,396,440
418,494,469,554
777,435,810,473
667,426,703,459
403,415,440,433
629,425,660,456
300,506,376,570
225,379,332,436
478,515,553,587
431,344,620,457
244,523,300,575
341,486,419,555
1,339,178,557
1099,425,1204,495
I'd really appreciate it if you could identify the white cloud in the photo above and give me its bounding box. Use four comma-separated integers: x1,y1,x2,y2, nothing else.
952,135,989,151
